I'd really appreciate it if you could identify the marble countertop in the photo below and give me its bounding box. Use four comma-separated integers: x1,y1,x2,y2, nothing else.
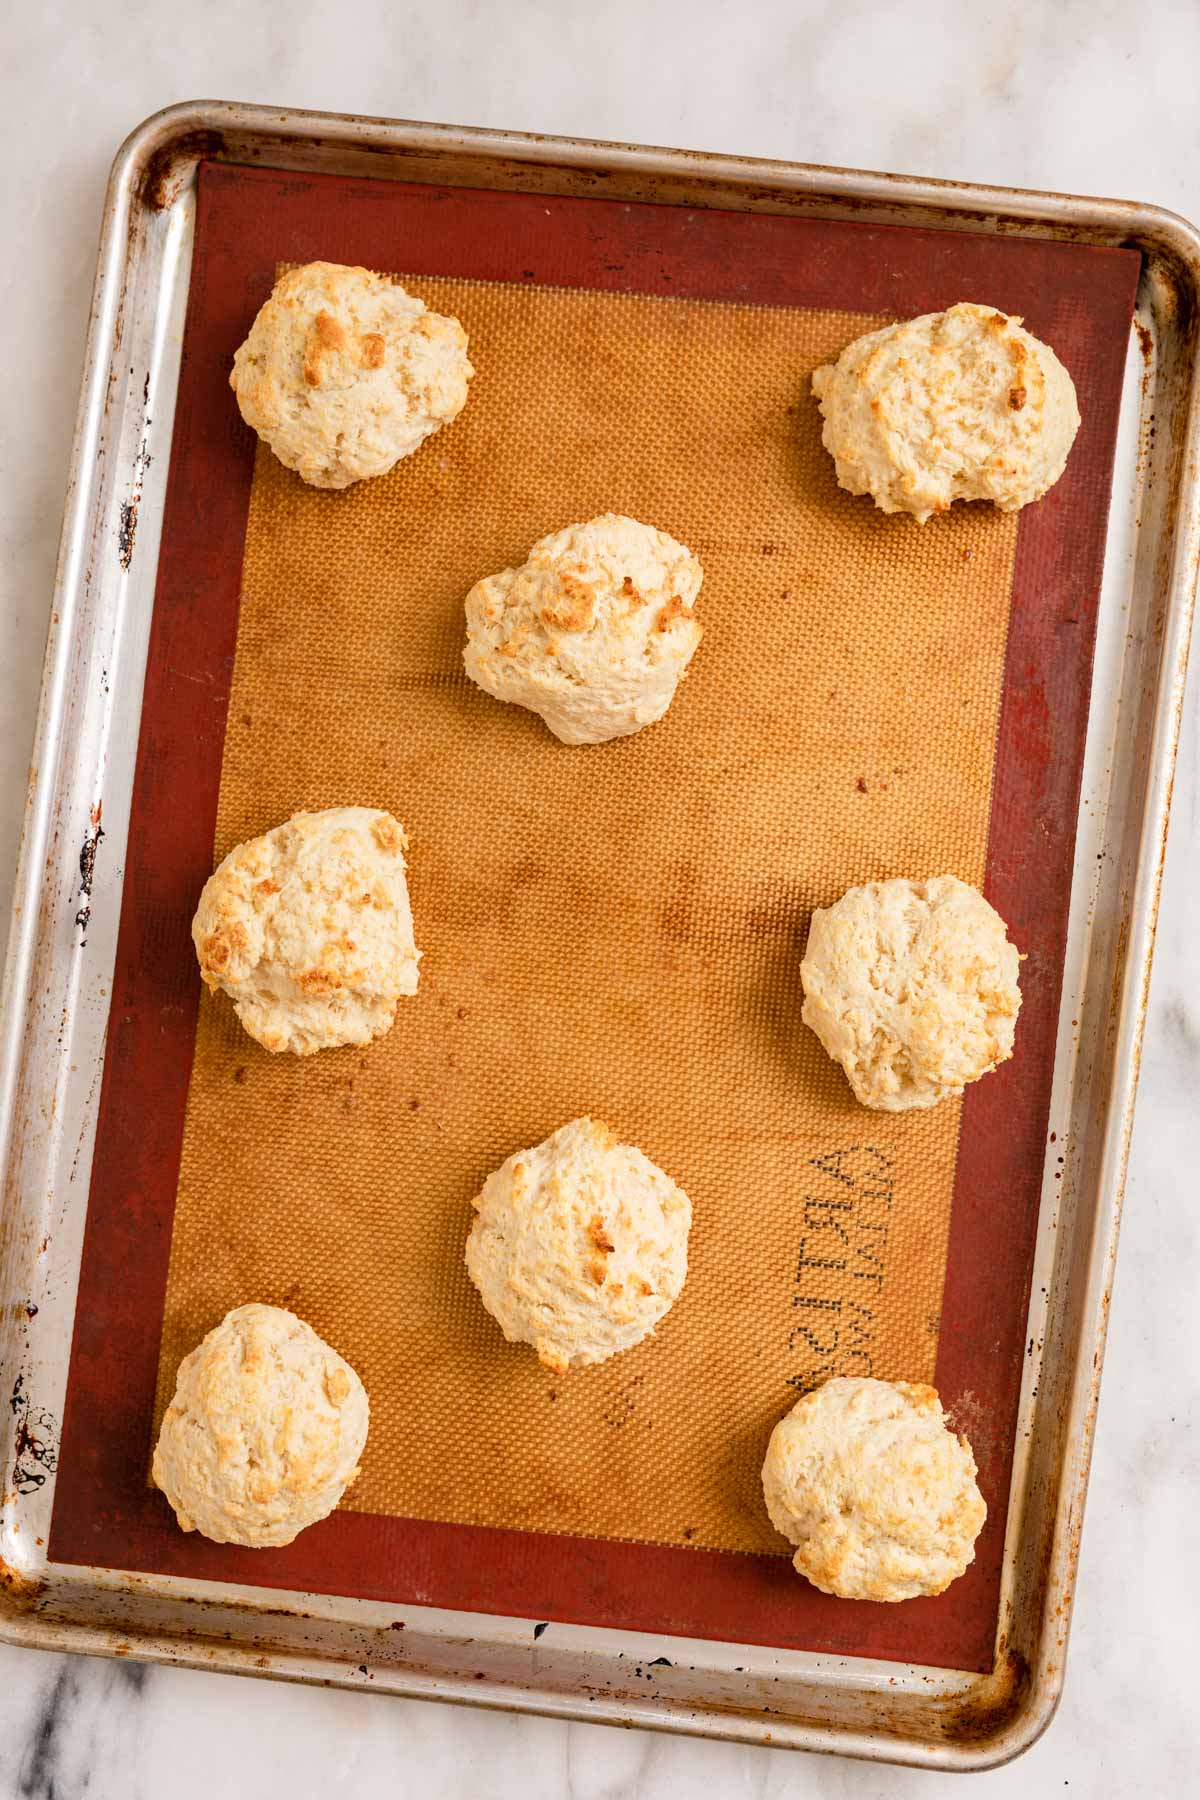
1,3,1197,1795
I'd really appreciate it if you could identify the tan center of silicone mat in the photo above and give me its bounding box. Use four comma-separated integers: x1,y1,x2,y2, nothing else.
154,277,1018,1556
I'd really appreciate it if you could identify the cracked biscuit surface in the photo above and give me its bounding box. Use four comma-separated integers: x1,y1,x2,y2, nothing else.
762,1377,986,1601
463,513,704,744
192,806,420,1056
465,1117,692,1372
800,874,1021,1112
230,261,473,489
152,1303,369,1548
811,302,1080,521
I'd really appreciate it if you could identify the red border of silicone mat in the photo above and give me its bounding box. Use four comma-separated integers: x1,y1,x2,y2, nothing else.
49,162,1139,1674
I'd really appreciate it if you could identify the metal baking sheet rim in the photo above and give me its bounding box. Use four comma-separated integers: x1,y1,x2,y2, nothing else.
0,102,1195,1769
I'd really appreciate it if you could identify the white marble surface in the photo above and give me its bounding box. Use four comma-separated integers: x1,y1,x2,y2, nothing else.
1,3,1198,1794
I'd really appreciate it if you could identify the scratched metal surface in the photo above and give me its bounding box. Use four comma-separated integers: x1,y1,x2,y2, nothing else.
0,105,1195,1770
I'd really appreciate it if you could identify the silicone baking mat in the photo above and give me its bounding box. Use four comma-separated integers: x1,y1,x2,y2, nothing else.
51,162,1139,1674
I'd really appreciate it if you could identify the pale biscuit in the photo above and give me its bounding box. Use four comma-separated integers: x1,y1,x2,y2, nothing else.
464,1116,692,1372
462,513,704,745
192,806,420,1056
152,1303,369,1548
812,302,1080,521
800,874,1021,1111
762,1377,986,1601
230,261,473,489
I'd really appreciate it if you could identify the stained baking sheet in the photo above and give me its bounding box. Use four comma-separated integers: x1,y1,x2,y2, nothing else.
47,162,1136,1676
2,107,1195,1769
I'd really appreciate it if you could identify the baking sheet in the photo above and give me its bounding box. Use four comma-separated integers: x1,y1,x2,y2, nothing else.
45,163,1139,1677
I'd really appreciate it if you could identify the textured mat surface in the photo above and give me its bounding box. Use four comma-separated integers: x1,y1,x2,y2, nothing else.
154,276,1018,1552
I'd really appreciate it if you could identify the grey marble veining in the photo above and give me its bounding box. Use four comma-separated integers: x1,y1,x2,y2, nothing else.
2,3,1198,1796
